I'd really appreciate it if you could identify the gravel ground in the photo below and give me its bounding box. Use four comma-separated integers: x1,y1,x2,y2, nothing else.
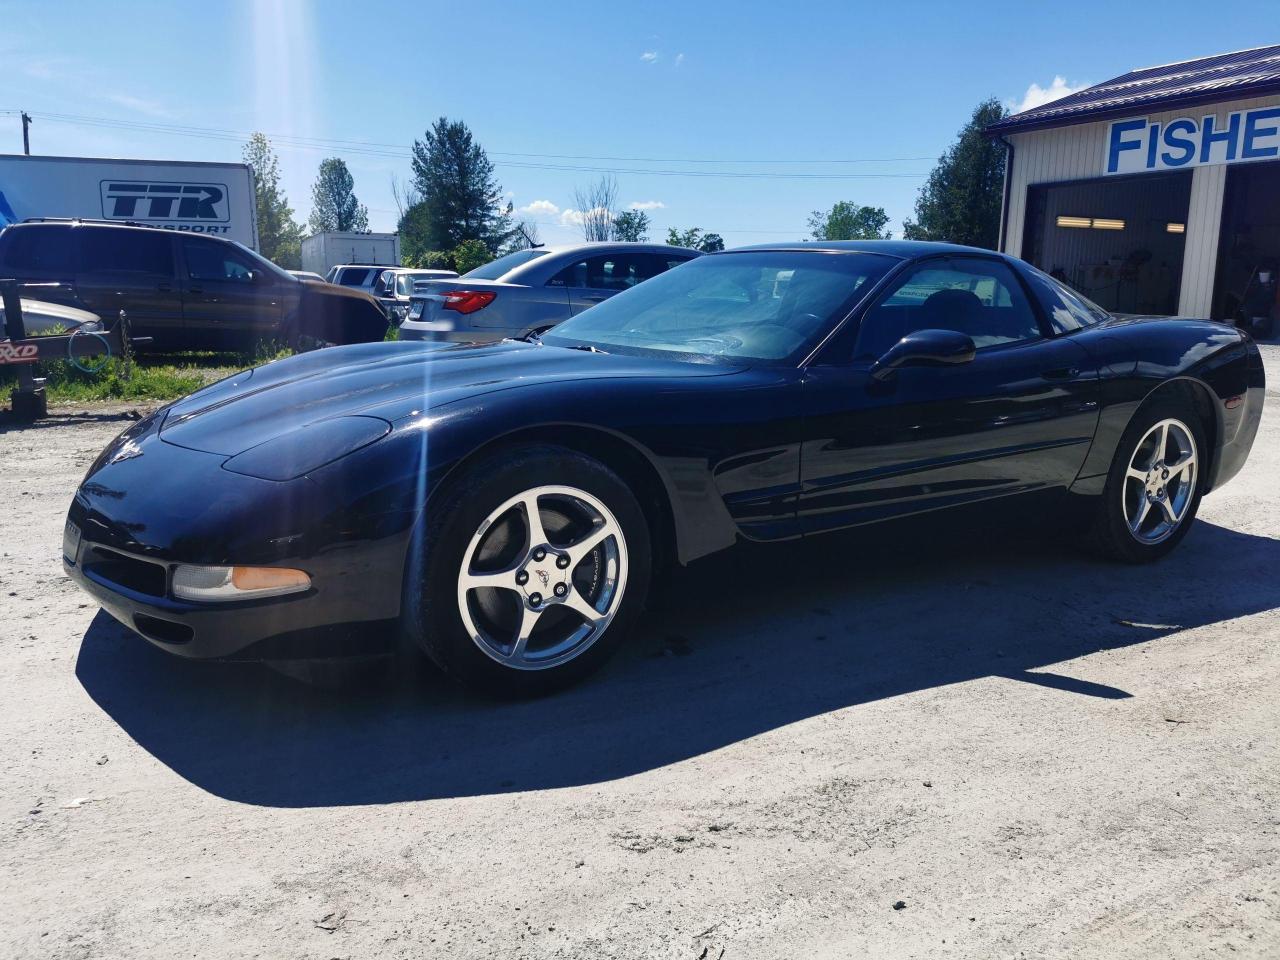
2,352,1278,959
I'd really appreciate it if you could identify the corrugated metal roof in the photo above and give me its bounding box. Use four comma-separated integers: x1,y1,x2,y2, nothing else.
987,44,1280,135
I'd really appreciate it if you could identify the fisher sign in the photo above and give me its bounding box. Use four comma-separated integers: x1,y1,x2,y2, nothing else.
1105,107,1280,175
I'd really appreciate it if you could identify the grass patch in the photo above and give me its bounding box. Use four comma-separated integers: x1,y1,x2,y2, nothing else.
1,340,296,404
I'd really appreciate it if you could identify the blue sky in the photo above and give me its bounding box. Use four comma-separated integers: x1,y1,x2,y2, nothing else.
2,0,1274,247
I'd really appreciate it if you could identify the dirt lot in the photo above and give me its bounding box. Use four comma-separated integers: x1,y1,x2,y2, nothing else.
2,353,1279,959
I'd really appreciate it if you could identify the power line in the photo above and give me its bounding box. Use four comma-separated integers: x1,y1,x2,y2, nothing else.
19,110,931,180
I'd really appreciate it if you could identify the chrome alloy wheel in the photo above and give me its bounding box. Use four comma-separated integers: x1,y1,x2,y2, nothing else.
456,485,628,670
1122,418,1198,545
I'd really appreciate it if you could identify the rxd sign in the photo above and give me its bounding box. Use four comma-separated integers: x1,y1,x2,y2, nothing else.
1106,106,1280,175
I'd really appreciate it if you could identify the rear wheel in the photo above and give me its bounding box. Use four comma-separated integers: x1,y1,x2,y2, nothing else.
403,445,651,696
1090,398,1205,562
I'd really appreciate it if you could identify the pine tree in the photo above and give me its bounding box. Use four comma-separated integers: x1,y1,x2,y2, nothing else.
409,118,511,254
308,158,369,234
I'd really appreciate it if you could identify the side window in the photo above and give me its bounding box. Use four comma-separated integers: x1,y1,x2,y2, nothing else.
548,259,586,288
338,268,370,286
182,238,255,282
855,258,1041,360
1,227,75,273
1022,266,1109,333
634,253,682,283
79,228,173,276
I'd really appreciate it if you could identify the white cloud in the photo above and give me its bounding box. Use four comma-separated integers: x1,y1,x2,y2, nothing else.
559,206,611,228
640,51,660,63
1011,76,1088,114
519,199,560,217
674,53,685,67
22,60,57,80
628,200,665,211
102,92,172,119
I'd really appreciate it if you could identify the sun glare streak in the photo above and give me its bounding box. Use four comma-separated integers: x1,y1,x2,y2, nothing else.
251,0,318,145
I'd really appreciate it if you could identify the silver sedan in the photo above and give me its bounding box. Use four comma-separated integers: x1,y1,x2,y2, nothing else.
398,242,700,343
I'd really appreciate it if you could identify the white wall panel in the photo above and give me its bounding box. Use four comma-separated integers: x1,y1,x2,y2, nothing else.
1178,164,1226,316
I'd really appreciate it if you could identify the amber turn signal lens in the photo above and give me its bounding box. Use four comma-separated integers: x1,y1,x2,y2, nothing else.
171,564,312,602
231,566,311,591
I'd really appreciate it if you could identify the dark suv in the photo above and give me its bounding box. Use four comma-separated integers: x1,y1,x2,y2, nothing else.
0,221,388,351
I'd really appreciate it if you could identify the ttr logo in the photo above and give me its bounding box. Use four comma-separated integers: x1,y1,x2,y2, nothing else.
99,181,229,221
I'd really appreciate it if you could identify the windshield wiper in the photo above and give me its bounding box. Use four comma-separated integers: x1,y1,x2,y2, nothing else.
563,343,608,354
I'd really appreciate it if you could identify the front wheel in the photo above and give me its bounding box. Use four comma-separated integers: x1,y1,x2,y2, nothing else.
1089,399,1205,562
403,445,651,696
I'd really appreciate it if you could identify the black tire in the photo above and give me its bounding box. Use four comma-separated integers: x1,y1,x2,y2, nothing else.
402,444,652,697
1088,396,1206,563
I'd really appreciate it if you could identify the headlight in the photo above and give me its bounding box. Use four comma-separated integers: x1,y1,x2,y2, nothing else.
172,565,311,602
222,416,391,481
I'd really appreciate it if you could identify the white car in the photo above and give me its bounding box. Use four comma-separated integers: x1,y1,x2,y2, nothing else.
1,297,101,337
324,264,394,292
376,268,460,321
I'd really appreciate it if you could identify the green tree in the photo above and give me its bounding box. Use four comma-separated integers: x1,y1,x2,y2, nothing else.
308,157,369,233
398,200,436,265
409,117,512,254
242,132,304,268
613,210,650,242
667,227,725,252
808,201,892,241
902,99,1009,249
450,238,492,274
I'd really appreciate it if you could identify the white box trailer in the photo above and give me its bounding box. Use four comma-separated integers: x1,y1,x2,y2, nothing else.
0,153,259,249
301,232,400,276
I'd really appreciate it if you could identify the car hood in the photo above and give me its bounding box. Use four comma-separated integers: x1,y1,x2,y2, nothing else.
159,339,741,456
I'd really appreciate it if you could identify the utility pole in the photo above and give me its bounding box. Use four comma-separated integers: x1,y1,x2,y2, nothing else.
21,111,32,155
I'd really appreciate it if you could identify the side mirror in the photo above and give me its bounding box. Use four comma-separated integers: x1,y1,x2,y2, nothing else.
870,328,975,381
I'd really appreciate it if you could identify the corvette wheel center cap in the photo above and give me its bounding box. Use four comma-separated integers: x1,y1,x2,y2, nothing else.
518,551,569,606
1145,463,1167,499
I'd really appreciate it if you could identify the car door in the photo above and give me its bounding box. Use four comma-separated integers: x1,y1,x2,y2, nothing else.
799,255,1100,533
73,227,184,347
179,236,282,349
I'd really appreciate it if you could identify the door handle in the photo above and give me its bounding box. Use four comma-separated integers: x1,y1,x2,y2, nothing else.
188,286,203,294
1041,366,1080,380
157,282,173,292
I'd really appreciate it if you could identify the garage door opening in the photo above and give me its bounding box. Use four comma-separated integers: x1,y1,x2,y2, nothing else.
1022,171,1192,316
1214,159,1280,328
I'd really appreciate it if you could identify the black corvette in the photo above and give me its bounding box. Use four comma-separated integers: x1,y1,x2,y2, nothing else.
65,241,1264,695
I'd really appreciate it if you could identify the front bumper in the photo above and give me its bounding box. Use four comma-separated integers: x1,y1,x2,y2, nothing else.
64,412,412,660
64,535,405,660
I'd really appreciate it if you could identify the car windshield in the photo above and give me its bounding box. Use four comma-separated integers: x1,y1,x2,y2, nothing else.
542,251,895,363
462,249,547,280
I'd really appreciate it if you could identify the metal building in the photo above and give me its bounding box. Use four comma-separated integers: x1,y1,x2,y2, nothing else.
987,44,1280,325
